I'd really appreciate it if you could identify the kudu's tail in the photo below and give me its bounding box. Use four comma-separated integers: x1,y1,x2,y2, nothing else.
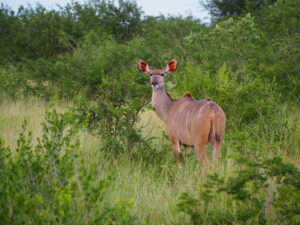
209,105,225,143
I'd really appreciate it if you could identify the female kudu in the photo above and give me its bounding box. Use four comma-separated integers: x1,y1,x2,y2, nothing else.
137,59,226,166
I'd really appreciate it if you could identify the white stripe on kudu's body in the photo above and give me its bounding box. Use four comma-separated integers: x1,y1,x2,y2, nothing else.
137,59,226,166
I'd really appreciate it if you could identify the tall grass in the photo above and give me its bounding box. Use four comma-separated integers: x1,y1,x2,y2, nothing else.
0,98,299,224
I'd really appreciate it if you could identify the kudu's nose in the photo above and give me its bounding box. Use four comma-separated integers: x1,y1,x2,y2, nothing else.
152,81,158,86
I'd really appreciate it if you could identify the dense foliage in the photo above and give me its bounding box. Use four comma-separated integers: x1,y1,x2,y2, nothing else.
0,0,299,224
0,112,137,224
177,157,300,224
202,0,277,18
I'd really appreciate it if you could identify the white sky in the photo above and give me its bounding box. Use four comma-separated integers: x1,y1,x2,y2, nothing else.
3,0,210,22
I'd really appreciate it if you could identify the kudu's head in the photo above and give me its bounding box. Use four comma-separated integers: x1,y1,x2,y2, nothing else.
137,59,178,90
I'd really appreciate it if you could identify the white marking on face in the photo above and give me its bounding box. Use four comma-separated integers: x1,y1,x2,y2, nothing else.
151,84,160,89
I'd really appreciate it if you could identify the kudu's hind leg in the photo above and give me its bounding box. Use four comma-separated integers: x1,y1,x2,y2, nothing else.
170,137,183,165
194,143,209,166
212,141,221,166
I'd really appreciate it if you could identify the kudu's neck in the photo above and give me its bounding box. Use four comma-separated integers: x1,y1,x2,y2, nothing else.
151,86,174,123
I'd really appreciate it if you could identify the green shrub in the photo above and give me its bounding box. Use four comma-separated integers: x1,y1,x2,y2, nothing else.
0,66,29,100
71,72,151,155
176,156,300,225
0,110,136,224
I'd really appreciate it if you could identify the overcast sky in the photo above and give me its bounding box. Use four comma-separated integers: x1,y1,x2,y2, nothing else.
4,0,210,22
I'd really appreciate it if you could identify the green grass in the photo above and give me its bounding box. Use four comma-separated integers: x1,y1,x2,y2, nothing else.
0,98,299,224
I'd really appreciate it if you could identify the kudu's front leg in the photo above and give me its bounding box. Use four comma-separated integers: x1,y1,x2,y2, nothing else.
170,137,183,165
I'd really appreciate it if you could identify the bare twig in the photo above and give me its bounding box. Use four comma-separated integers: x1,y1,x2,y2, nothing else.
264,181,275,221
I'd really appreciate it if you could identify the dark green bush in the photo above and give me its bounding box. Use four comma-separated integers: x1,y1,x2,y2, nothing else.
1,0,299,104
0,0,143,63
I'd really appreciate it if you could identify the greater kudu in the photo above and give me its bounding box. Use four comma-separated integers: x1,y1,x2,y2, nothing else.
137,59,226,166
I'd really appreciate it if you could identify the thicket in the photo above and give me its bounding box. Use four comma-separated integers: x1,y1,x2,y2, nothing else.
202,0,278,18
0,111,137,224
177,157,300,224
0,0,299,224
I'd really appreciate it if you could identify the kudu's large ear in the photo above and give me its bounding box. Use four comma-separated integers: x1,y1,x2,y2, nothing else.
165,59,178,74
137,60,150,73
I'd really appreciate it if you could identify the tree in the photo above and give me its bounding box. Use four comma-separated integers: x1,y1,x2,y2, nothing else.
201,0,277,18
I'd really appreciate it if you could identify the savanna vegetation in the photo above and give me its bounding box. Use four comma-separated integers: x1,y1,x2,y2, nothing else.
0,0,299,224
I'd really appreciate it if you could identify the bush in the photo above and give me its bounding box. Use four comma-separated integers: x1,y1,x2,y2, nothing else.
176,156,300,225
71,73,151,155
0,110,136,224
